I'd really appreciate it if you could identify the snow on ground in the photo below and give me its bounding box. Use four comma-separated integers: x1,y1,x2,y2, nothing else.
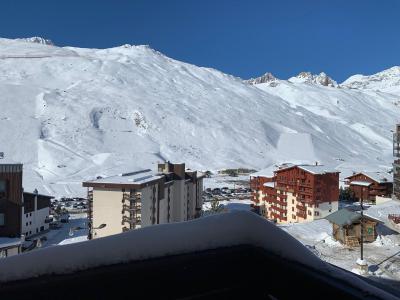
31,213,88,249
202,199,253,213
1,37,400,198
203,174,250,189
280,200,400,289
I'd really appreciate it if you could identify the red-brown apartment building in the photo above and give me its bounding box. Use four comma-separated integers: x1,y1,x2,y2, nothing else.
250,163,340,224
345,172,392,203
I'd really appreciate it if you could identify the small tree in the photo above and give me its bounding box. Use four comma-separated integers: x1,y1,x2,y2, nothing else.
210,197,220,212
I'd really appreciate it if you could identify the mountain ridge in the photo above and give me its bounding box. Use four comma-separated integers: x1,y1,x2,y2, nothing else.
0,37,399,197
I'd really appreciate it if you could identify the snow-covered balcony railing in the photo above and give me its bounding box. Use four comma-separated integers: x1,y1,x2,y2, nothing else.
0,211,398,299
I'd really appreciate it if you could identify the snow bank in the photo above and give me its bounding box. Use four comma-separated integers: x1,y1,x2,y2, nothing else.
0,211,397,299
0,211,325,282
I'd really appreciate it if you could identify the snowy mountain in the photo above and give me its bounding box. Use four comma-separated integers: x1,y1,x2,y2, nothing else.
342,66,400,94
245,72,277,85
288,71,338,87
0,37,399,197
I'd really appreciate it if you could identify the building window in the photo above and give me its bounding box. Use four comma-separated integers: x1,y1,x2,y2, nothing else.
25,232,28,236
29,231,31,235
292,207,294,212
25,214,28,218
36,228,38,233
308,210,312,216
40,226,44,231
0,213,4,226
26,222,28,226
30,213,32,217
29,221,32,225
292,200,294,204
314,211,320,216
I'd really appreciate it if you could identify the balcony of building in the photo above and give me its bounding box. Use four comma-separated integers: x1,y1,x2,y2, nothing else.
296,204,306,211
296,210,307,219
270,205,287,214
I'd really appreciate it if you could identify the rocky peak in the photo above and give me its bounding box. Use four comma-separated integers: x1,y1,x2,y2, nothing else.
16,37,54,46
290,71,337,87
245,72,277,85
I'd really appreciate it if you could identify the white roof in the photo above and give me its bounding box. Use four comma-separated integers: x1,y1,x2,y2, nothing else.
0,238,22,249
85,169,163,185
251,163,338,177
349,180,373,187
276,163,338,175
263,182,275,188
297,165,338,175
361,171,392,184
250,166,275,178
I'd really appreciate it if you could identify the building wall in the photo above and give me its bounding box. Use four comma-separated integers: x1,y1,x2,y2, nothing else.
0,164,23,237
140,185,158,227
92,188,124,239
171,180,184,222
21,207,49,237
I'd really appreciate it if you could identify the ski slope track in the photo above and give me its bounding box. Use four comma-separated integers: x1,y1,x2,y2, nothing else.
0,37,400,197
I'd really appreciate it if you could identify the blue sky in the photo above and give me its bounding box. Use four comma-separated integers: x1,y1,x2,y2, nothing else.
1,0,399,82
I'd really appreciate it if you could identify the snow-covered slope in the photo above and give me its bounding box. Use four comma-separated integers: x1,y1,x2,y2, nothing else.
342,66,400,94
0,37,399,197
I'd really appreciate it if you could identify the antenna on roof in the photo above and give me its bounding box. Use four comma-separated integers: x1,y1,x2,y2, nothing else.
0,152,4,159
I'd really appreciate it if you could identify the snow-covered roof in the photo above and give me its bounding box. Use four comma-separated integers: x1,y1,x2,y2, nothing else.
83,169,163,186
276,163,338,175
297,165,339,175
325,208,381,226
349,180,373,187
263,182,275,188
363,172,392,183
250,166,275,178
0,238,22,249
0,158,21,165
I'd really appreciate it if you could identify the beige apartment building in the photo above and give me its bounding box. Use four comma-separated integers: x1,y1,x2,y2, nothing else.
82,162,204,239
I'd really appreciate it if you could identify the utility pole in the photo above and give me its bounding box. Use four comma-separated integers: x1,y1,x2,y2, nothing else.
351,181,371,274
360,186,364,261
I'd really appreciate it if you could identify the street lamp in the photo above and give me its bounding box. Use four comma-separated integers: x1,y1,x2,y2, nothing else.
350,181,372,274
69,224,106,237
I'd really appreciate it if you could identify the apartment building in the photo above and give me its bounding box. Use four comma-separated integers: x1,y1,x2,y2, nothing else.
82,162,204,239
250,163,339,224
0,160,52,239
393,124,400,201
345,172,392,203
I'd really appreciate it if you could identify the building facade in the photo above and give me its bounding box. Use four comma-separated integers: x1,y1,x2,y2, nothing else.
250,164,339,224
345,172,392,203
83,162,204,239
393,124,400,201
0,162,52,238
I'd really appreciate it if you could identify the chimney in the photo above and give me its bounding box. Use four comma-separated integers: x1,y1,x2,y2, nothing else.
315,161,318,166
